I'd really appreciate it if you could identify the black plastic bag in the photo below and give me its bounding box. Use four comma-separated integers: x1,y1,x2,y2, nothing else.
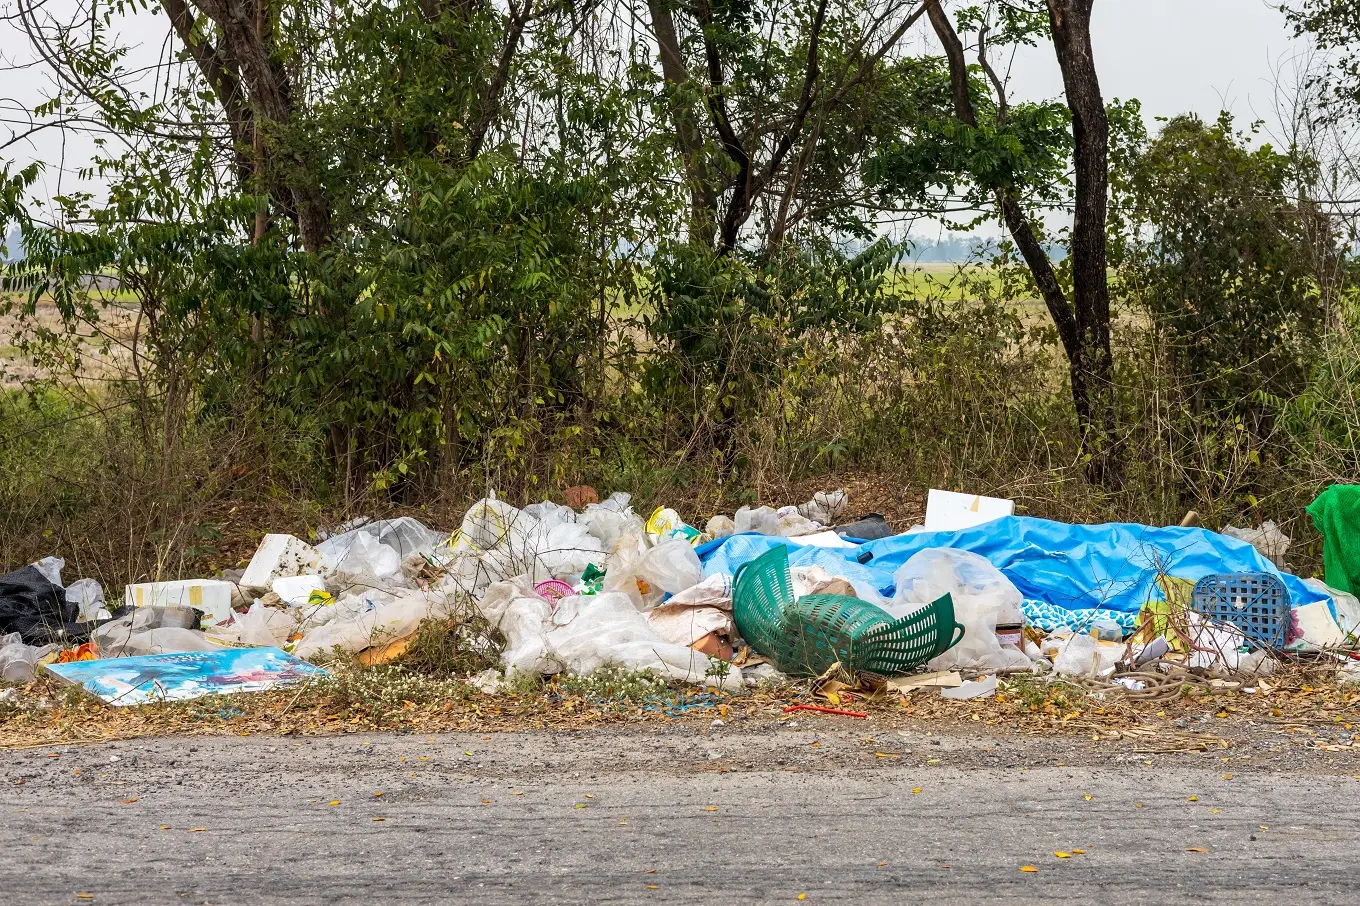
0,565,87,644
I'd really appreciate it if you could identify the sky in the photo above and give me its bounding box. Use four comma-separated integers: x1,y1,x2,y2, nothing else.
0,0,1314,231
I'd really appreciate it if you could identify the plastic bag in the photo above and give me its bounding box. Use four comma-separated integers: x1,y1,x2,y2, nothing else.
734,506,781,535
31,556,65,587
888,548,1031,672
635,540,703,596
580,497,643,550
1051,633,1124,677
0,632,57,683
233,603,298,647
705,515,735,539
546,593,741,689
1222,522,1290,569
797,489,849,526
323,531,403,587
292,589,450,659
523,500,577,527
65,578,106,623
1304,577,1360,638
0,565,84,645
529,522,607,582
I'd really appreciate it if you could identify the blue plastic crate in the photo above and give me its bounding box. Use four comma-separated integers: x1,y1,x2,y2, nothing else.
1191,572,1290,649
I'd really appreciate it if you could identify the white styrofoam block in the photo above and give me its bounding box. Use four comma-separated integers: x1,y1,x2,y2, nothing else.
272,575,326,606
240,534,324,592
124,579,234,626
924,489,1015,532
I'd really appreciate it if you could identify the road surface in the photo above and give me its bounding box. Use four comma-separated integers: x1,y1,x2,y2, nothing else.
2,725,1357,904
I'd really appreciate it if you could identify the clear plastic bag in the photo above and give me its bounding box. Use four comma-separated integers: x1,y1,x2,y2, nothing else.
888,548,1031,672
547,593,741,689
635,540,703,596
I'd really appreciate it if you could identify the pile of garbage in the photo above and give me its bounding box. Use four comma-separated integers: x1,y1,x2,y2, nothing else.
3,483,1360,706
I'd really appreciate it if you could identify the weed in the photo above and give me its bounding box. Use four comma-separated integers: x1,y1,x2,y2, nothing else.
555,665,673,704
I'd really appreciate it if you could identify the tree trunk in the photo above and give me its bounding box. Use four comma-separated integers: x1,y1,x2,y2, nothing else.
928,0,1117,482
1047,0,1118,481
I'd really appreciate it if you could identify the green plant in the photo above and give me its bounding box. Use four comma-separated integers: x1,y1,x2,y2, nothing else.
555,665,673,703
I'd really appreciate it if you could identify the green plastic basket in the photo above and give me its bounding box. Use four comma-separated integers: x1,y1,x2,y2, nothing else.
732,545,965,677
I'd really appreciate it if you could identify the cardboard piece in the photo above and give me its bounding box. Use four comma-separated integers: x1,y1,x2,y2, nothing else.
44,647,326,706
887,670,963,693
924,489,1014,532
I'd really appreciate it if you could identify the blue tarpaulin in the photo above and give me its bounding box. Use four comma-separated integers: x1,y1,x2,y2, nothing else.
698,516,1327,619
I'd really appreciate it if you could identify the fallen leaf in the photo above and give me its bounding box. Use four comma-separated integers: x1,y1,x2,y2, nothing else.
1020,866,1038,873
373,791,383,797
463,751,472,757
511,791,523,796
328,800,341,807
1259,825,1269,830
874,752,899,759
584,794,593,799
1208,809,1222,814
1186,847,1208,853
647,885,659,890
619,821,628,825
158,825,169,830
372,818,385,822
75,895,93,900
1071,849,1086,855
1054,851,1071,859
481,799,492,804
645,869,656,874
797,895,807,901
1136,802,1144,808
187,827,206,833
1187,796,1199,802
1083,793,1094,801
1222,774,1233,780
876,862,888,868
702,806,719,812
911,788,922,794
119,798,137,804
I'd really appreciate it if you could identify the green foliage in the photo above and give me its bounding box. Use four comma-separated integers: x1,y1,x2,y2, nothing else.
1117,114,1334,417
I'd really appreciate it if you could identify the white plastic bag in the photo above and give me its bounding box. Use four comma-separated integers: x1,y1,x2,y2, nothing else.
546,593,741,689
0,632,57,683
705,515,735,539
580,498,643,550
233,603,298,647
734,506,781,535
1051,633,1124,677
1222,522,1290,569
292,589,449,659
797,489,848,526
30,556,65,586
888,548,1031,672
323,531,403,587
474,578,555,676
65,578,106,622
635,540,703,596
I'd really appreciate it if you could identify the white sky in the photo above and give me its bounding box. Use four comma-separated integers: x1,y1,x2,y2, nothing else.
0,0,1311,220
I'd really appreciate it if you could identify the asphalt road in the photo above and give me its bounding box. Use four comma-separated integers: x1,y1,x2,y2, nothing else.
2,726,1358,905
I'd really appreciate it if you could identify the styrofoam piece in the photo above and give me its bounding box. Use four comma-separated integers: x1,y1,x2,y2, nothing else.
124,580,234,626
272,575,326,607
240,534,325,593
924,489,1014,532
